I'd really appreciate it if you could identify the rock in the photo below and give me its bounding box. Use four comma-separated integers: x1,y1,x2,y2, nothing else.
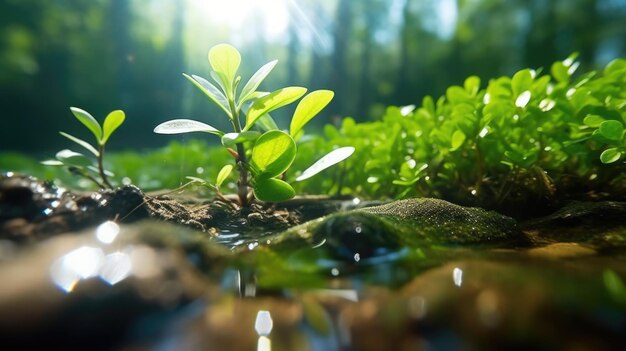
522,201,626,251
266,198,526,265
362,198,524,246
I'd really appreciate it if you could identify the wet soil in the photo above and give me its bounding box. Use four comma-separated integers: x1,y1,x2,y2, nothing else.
0,174,339,241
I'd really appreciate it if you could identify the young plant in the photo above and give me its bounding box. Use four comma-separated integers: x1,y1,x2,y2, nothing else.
155,44,351,205
43,107,125,189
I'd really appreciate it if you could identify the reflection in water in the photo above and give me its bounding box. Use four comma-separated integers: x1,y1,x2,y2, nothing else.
96,221,120,244
49,222,166,293
315,289,359,302
99,252,132,285
239,270,258,297
130,245,160,279
0,239,16,262
408,296,427,320
50,246,105,292
453,267,463,287
255,310,273,351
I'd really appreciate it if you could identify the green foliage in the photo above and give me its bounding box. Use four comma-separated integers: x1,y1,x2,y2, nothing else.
293,55,626,210
43,107,126,189
154,44,346,204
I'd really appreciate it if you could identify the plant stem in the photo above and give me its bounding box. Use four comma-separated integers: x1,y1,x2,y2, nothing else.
70,166,107,189
98,144,114,189
229,99,250,207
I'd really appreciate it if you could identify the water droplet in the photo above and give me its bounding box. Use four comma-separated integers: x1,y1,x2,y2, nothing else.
331,268,340,276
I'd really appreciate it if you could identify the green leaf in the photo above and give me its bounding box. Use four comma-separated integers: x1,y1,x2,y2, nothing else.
87,165,114,177
41,159,64,166
604,58,626,75
250,130,297,178
253,177,295,202
239,60,278,105
290,90,334,137
154,119,223,136
208,44,241,98
245,87,307,131
598,120,624,141
59,132,99,157
464,76,480,96
216,164,234,188
221,131,261,147
600,148,621,164
451,130,466,150
184,74,231,117
551,61,570,84
583,115,605,128
255,113,279,132
56,149,92,167
446,86,470,103
70,107,102,142
101,110,125,145
511,69,533,96
295,146,355,181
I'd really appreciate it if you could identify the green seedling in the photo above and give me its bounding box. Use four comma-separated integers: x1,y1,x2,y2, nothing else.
43,107,125,189
155,43,351,205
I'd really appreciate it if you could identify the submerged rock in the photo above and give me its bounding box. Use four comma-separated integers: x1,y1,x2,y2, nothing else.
266,198,526,265
522,200,626,251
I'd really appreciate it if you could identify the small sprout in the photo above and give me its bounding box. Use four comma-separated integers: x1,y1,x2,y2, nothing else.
154,43,346,206
44,107,125,189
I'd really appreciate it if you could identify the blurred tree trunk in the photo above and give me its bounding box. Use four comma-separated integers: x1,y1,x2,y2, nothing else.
397,0,413,103
163,0,185,116
523,0,559,69
330,0,353,116
111,0,132,107
356,0,380,118
574,0,598,67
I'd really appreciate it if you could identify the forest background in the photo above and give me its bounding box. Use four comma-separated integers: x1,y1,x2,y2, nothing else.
1,0,625,154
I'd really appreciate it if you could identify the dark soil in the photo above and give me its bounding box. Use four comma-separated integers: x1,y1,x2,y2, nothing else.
0,173,312,241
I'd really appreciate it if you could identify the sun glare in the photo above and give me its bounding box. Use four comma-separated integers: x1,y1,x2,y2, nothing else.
191,0,289,40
